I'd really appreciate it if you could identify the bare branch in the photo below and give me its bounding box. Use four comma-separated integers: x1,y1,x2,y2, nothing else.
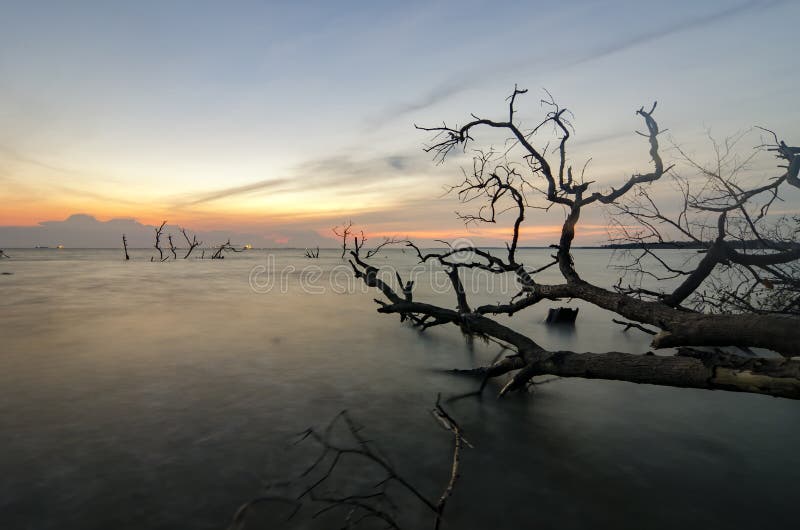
341,87,800,403
333,221,354,260
167,234,177,260
154,220,167,261
231,403,472,529
211,239,242,259
180,228,202,259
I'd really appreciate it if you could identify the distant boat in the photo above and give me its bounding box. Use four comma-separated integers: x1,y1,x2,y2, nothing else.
34,245,49,249
243,244,253,250
56,245,64,249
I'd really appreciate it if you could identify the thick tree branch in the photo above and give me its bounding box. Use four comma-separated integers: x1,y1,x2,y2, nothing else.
344,87,799,401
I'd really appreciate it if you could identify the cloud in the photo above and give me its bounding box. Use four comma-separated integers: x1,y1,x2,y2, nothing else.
182,178,293,206
373,0,786,124
294,153,430,190
565,0,783,69
175,152,435,208
0,143,81,176
370,76,479,126
0,214,334,249
51,184,143,206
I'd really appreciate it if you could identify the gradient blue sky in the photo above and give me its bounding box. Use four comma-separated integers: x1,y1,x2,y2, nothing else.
1,0,798,246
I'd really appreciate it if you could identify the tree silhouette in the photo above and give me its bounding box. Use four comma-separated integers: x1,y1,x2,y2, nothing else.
345,87,799,399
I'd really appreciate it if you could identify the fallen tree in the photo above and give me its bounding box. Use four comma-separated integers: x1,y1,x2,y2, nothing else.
211,239,243,259
346,87,800,399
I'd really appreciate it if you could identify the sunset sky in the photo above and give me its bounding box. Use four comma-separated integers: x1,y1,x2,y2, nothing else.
1,0,798,247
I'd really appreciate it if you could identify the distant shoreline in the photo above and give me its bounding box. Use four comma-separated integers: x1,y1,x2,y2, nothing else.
2,240,796,251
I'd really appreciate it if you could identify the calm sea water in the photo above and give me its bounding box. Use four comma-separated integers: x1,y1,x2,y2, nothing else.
0,248,797,529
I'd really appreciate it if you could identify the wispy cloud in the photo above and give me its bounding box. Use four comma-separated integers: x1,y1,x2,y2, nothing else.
374,0,786,125
182,178,293,206
0,144,79,175
175,152,436,208
50,185,142,206
566,0,784,69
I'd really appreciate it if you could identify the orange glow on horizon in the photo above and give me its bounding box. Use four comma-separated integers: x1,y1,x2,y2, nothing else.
363,224,619,243
3,201,629,246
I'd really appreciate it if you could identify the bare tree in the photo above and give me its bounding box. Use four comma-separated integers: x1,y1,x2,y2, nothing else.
333,221,354,259
154,220,167,262
180,227,202,259
0,249,10,259
167,234,178,260
353,231,401,259
609,129,800,316
122,234,130,261
211,239,243,259
304,246,320,259
344,87,799,399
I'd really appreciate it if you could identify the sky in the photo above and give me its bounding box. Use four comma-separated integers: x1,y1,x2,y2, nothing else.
1,0,798,247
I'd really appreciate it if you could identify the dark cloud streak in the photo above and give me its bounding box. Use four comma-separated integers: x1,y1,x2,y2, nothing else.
176,153,436,208
182,178,293,206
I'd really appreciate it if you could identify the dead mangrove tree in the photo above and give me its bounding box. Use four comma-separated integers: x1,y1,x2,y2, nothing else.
344,87,800,400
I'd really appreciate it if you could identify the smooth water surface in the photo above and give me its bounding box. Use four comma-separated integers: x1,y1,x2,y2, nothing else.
0,249,797,529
